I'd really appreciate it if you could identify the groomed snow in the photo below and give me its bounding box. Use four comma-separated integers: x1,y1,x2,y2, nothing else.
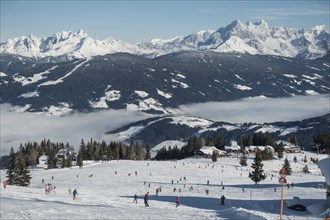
0,151,328,219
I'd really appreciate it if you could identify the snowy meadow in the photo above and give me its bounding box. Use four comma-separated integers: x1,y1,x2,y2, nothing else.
0,152,328,219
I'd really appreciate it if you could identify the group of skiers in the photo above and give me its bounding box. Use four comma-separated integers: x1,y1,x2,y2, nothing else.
133,192,181,208
45,183,56,194
42,176,78,200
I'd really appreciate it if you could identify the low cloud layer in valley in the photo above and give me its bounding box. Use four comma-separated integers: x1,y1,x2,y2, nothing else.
1,94,329,155
178,94,329,123
0,106,151,155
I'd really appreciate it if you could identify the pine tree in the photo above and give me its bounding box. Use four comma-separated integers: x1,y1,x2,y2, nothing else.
211,150,217,162
6,147,16,185
283,157,292,175
302,165,310,173
77,155,83,169
239,151,248,167
249,150,266,184
13,151,31,187
145,145,151,160
303,155,307,163
277,143,284,159
61,157,67,168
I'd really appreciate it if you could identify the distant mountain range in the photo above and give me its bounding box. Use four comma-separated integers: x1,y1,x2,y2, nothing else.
1,20,329,153
1,20,329,60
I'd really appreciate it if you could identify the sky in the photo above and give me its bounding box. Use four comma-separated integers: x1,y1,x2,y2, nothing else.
1,0,329,43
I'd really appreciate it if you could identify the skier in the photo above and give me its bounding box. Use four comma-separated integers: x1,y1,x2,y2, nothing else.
42,178,44,184
52,176,54,180
274,185,277,192
176,196,180,207
3,181,6,189
133,194,137,204
144,192,149,207
220,195,226,205
73,189,78,200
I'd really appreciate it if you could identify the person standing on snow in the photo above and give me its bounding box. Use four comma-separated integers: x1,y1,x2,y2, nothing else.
176,196,180,207
220,195,226,205
144,192,149,207
73,189,78,200
3,181,6,189
133,194,137,204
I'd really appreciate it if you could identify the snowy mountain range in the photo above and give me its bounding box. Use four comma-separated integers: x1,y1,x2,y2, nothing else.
1,51,329,114
107,113,330,151
1,20,329,59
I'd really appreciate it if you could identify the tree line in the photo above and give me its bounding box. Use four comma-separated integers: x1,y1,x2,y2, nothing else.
4,138,150,187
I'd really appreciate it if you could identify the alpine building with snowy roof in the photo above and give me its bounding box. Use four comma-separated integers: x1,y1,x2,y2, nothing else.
194,146,226,158
275,140,301,153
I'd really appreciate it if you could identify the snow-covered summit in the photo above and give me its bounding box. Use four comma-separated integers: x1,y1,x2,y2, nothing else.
1,20,329,59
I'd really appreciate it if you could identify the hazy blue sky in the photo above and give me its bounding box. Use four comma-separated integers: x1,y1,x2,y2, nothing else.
1,1,329,43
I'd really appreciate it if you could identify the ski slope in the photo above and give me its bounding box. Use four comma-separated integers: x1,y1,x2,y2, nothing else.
0,152,328,219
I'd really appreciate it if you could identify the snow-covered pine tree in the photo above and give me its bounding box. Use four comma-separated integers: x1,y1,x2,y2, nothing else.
282,157,292,175
13,151,31,187
6,147,16,185
249,150,266,184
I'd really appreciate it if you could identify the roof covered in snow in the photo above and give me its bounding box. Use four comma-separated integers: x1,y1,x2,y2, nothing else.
198,146,226,155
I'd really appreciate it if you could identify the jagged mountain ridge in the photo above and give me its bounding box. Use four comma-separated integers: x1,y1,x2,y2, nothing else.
1,20,329,59
106,113,330,151
1,51,329,114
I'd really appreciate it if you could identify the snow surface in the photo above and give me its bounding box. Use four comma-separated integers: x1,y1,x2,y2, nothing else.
233,84,252,91
134,91,149,98
2,20,328,59
170,116,213,128
39,59,90,86
0,152,329,219
0,72,8,77
157,89,172,99
151,140,186,157
305,90,319,95
18,91,40,98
